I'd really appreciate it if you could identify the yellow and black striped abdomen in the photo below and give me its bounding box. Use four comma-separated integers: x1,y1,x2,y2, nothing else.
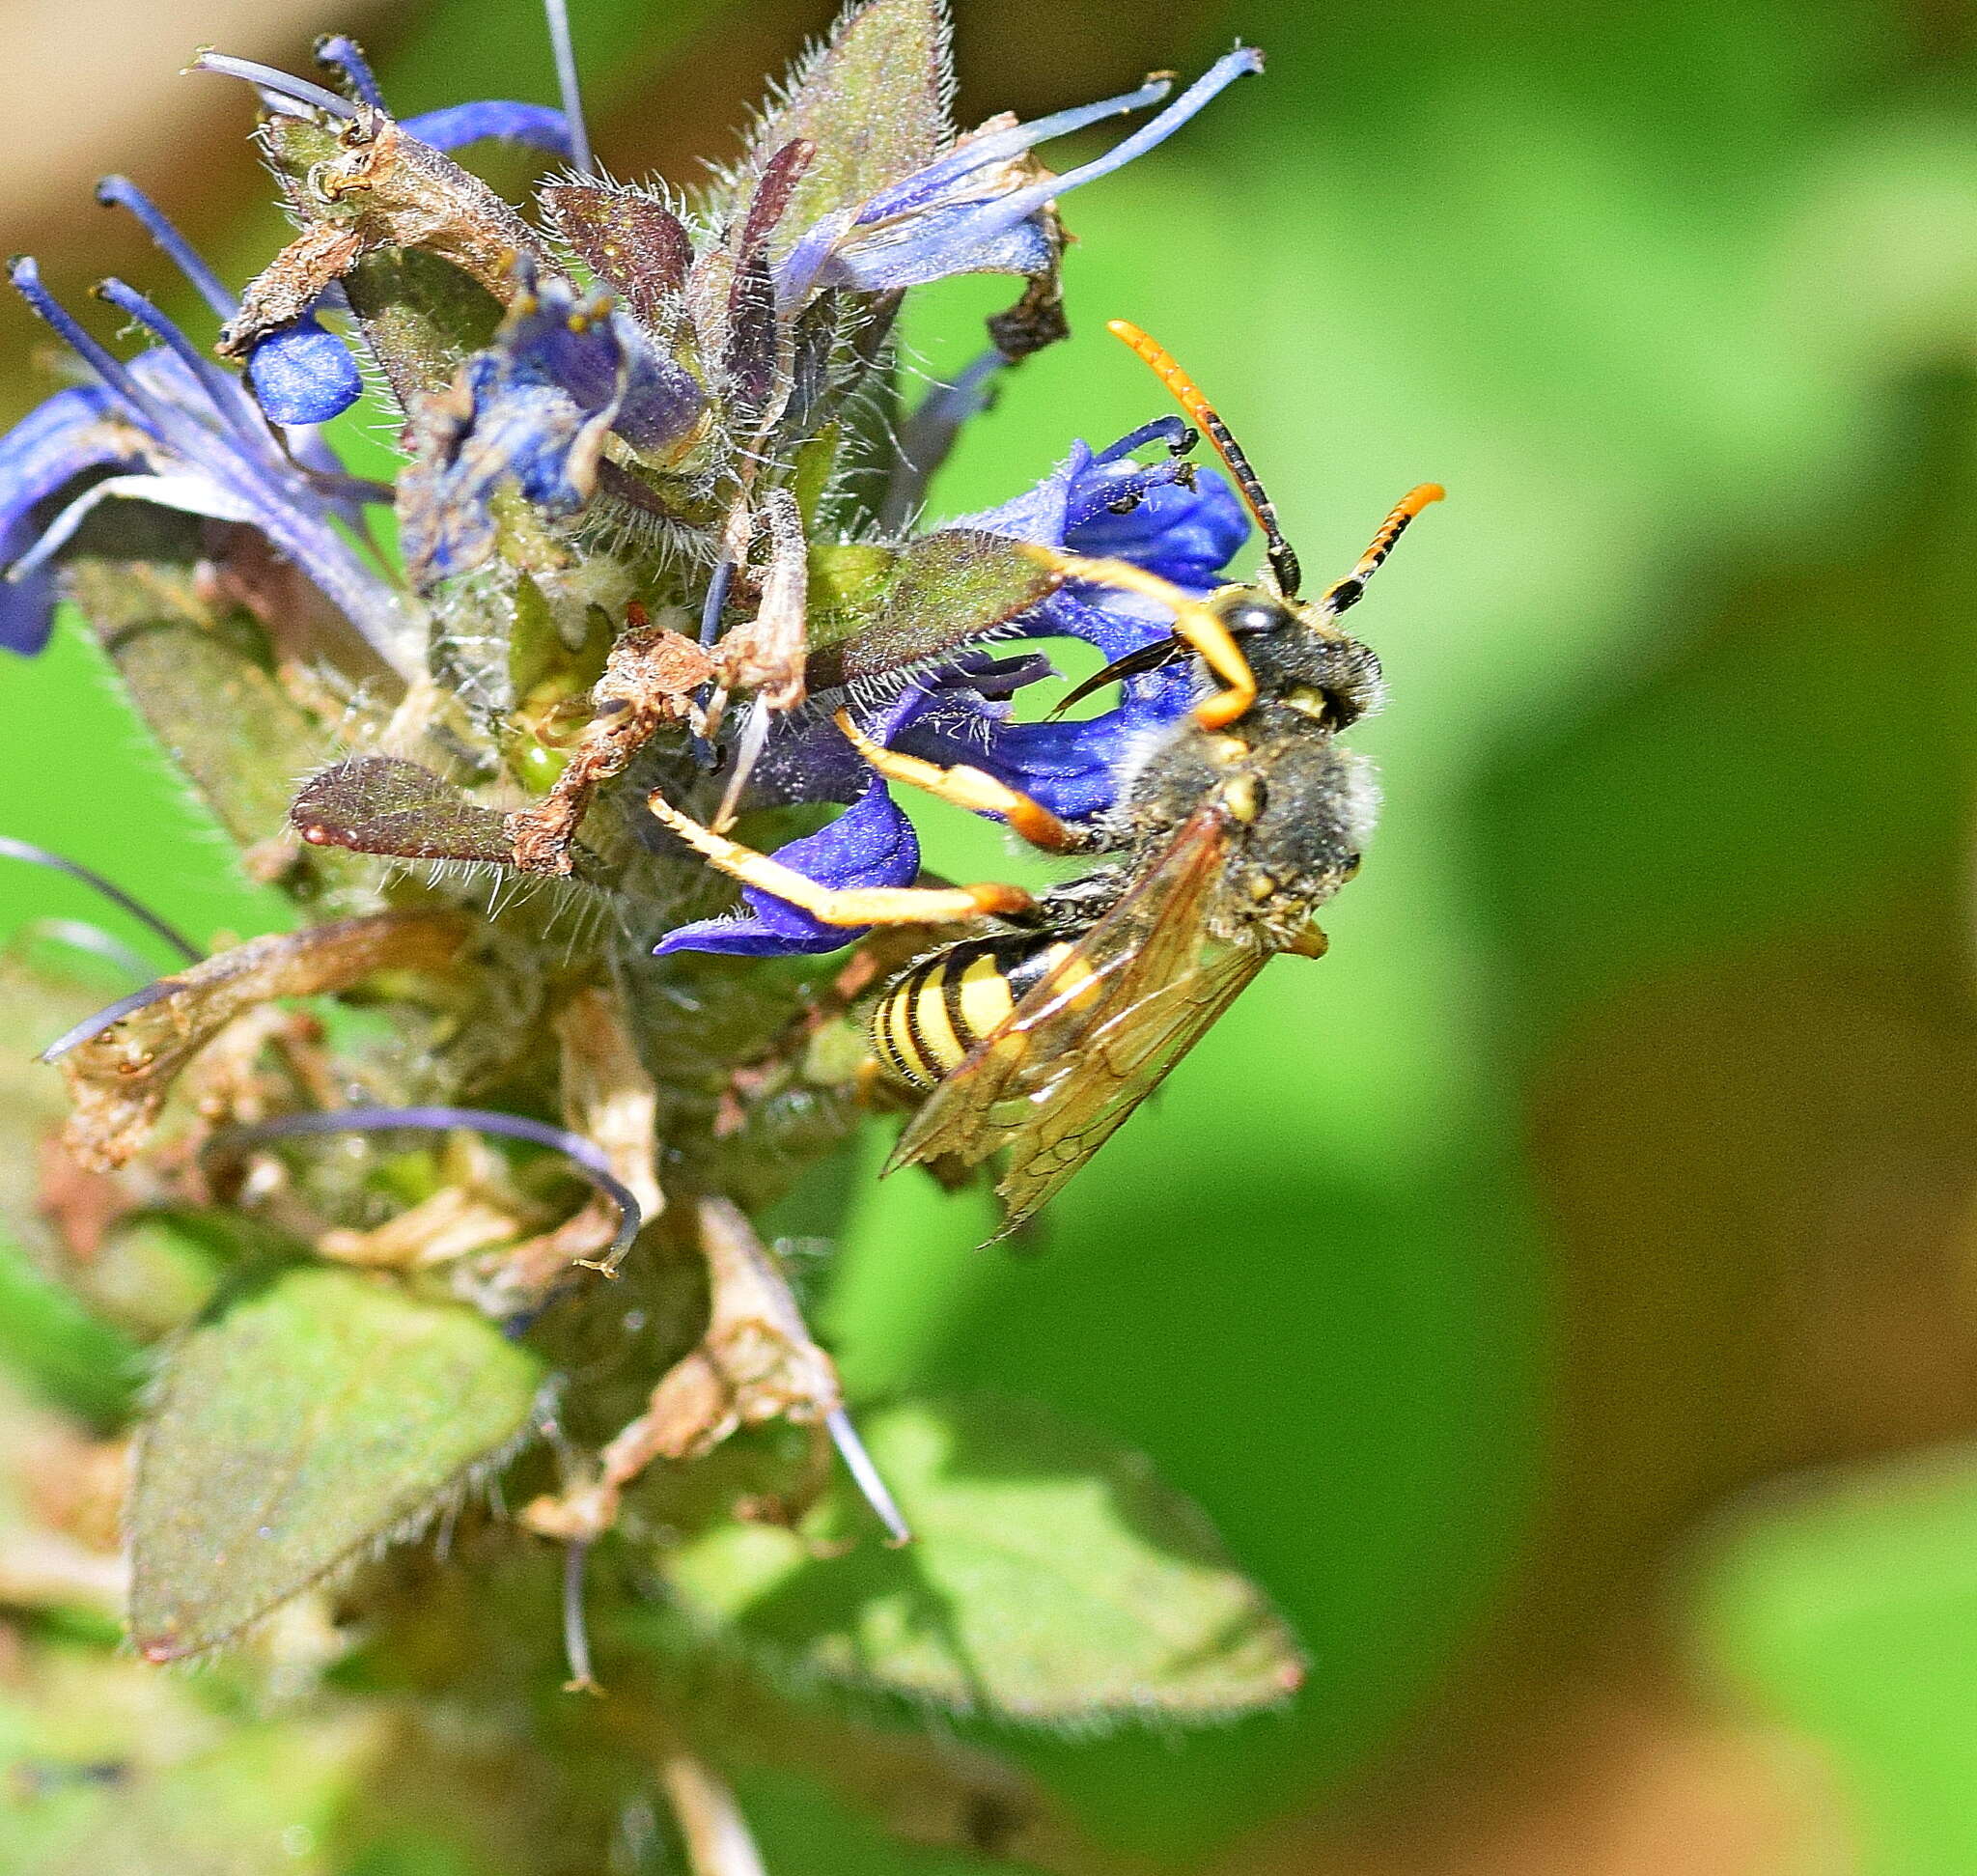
870,935,1084,1090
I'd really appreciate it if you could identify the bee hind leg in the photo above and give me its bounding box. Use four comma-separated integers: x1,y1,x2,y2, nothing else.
1022,546,1257,731
831,710,1097,853
647,791,1036,926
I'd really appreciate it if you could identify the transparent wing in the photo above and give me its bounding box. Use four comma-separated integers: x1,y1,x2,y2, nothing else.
888,806,1266,1232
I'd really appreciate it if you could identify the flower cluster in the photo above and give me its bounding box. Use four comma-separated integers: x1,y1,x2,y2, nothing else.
0,0,1259,964
0,8,1312,1852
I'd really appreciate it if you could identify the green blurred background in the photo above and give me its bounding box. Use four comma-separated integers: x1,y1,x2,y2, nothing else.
10,0,1977,1869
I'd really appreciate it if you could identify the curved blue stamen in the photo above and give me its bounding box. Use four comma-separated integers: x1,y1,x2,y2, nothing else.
0,833,204,963
191,53,361,122
210,1105,645,1270
95,279,262,445
402,101,575,159
314,35,386,111
966,49,1263,242
95,177,236,321
1093,415,1192,464
853,74,1175,225
9,259,168,431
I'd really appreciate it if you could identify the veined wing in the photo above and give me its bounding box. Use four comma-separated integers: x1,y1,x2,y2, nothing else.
887,805,1267,1232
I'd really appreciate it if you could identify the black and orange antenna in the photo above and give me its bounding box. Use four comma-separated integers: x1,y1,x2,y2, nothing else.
1108,318,1304,599
1318,482,1445,617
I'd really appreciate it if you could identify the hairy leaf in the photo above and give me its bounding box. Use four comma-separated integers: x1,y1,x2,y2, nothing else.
655,1395,1304,1723
292,758,514,865
802,530,1058,693
62,561,357,878
128,1266,545,1661
748,0,950,249
542,183,692,329
347,245,507,407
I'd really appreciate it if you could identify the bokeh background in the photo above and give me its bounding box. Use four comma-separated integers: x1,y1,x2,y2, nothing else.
7,0,1977,1870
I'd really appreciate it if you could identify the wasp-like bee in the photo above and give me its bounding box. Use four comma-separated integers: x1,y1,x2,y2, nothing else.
650,322,1440,1232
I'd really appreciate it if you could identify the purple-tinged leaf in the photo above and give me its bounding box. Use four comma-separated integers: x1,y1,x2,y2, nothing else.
291,757,515,865
541,183,692,329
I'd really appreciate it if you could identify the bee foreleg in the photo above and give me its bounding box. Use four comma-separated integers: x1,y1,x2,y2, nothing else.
1020,547,1257,730
831,709,1092,853
646,791,1036,925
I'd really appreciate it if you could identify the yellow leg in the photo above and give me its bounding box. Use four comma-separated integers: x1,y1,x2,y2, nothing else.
831,710,1079,852
647,792,1035,925
1024,546,1257,731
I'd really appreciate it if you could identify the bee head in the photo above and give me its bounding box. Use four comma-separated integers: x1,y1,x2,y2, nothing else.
1208,585,1385,730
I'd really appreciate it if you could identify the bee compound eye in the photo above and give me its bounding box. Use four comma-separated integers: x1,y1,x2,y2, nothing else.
1221,598,1291,636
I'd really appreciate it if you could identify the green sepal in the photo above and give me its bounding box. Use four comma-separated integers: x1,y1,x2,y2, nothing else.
803,530,1059,692
128,1266,547,1661
652,1395,1306,1725
741,0,950,256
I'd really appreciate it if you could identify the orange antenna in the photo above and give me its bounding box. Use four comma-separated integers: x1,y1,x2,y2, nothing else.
1319,483,1444,617
1107,319,1302,598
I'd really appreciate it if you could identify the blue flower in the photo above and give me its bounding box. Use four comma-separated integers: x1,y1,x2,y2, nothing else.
398,261,707,587
194,45,583,425
93,174,362,431
653,780,920,958
0,255,409,667
776,48,1262,306
654,422,1250,957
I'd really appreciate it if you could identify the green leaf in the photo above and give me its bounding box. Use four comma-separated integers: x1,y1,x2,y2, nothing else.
81,592,332,861
128,1267,546,1661
0,1643,388,1876
654,1395,1304,1724
802,530,1060,693
747,0,950,251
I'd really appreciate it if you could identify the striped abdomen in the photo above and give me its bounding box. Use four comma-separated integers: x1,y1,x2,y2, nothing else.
871,935,1087,1090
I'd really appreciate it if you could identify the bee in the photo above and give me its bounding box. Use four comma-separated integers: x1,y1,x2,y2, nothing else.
648,321,1441,1232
